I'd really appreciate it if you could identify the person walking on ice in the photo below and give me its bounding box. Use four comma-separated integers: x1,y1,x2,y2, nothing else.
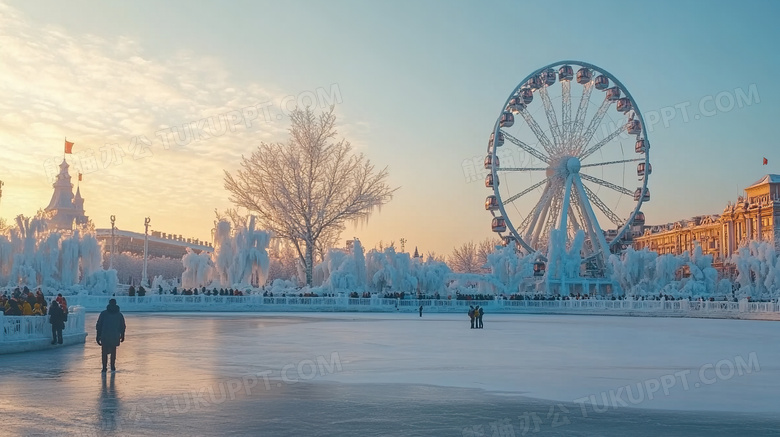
96,298,126,373
419,305,423,317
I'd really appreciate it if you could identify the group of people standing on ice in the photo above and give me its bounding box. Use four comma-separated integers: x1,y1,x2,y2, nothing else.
1,287,70,345
468,305,484,329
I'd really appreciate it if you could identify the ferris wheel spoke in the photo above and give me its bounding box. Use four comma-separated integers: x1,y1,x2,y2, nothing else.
579,120,630,160
531,181,560,247
501,130,550,164
580,173,634,197
580,158,643,168
543,184,564,239
497,167,547,172
518,110,556,157
580,182,624,227
519,183,552,236
561,80,572,147
528,199,550,247
503,178,549,204
571,82,594,144
575,95,614,155
539,87,563,151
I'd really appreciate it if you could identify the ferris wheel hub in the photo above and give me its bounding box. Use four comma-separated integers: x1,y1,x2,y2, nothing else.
566,156,581,175
546,155,581,178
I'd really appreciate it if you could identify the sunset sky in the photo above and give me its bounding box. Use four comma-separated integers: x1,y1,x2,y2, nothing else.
1,0,778,256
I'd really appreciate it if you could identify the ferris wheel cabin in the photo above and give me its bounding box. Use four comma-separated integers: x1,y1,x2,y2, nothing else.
576,68,592,84
485,195,499,211
616,97,632,113
502,235,517,246
507,96,525,113
637,162,652,178
635,139,647,153
627,119,642,136
484,154,499,169
558,65,574,81
632,211,646,226
485,173,498,188
527,75,543,90
520,87,534,105
606,86,621,101
491,217,507,233
489,131,504,148
500,111,514,128
634,187,650,202
533,262,546,276
594,75,610,90
541,68,557,86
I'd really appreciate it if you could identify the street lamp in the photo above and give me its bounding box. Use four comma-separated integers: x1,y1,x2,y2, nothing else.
109,215,116,270
142,217,151,287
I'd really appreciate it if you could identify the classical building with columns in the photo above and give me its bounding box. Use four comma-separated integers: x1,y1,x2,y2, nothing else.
634,174,780,264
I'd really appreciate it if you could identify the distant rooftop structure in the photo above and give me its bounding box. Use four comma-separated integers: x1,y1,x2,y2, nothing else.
44,159,88,230
746,174,780,190
95,228,212,258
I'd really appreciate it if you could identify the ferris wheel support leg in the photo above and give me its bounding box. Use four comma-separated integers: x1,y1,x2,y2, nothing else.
558,173,574,294
558,174,575,232
572,176,611,274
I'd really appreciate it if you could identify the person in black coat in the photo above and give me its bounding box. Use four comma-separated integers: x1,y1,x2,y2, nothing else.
96,298,126,372
6,298,22,316
48,299,65,344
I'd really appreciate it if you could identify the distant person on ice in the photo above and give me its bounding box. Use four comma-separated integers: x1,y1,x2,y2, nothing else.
468,306,475,329
48,298,65,344
477,305,484,329
419,305,423,317
96,298,126,373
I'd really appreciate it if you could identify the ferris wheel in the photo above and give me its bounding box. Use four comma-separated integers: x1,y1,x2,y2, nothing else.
485,61,651,277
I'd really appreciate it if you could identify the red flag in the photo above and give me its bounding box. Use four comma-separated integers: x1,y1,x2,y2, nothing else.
65,140,74,154
763,157,768,165
78,172,82,181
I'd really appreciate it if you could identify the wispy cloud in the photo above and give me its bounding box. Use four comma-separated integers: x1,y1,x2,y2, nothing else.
0,1,339,237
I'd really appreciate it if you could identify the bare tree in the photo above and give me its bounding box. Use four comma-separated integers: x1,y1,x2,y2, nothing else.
448,241,481,273
478,238,500,264
224,106,397,285
425,251,446,263
448,238,500,273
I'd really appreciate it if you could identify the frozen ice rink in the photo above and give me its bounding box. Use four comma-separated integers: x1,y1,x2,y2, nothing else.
1,312,779,436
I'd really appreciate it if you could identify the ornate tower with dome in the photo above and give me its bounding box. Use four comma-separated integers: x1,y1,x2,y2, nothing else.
44,159,88,230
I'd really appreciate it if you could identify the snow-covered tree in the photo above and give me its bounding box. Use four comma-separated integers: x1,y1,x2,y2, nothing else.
211,216,271,288
224,106,396,285
732,240,780,300
609,247,658,296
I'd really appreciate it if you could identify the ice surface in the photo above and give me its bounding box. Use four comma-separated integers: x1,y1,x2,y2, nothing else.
1,313,778,436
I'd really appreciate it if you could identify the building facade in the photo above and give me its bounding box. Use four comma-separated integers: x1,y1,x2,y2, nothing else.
634,174,780,262
44,157,211,258
94,229,212,259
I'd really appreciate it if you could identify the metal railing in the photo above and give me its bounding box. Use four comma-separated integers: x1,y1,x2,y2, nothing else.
62,295,780,317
